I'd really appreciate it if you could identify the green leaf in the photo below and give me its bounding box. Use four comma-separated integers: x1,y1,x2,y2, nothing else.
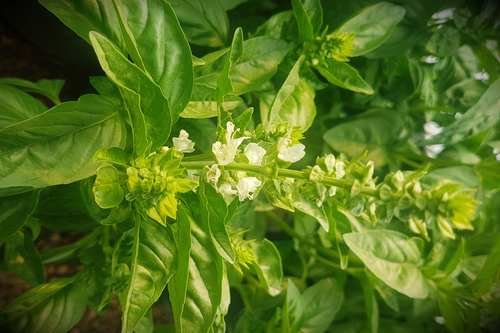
323,109,404,165
4,275,88,333
93,165,125,209
426,26,461,57
230,37,292,94
315,59,373,94
251,239,283,296
113,0,193,116
0,84,46,128
121,214,176,333
170,0,229,47
0,78,64,104
0,94,126,189
89,31,172,154
285,278,344,333
263,56,316,133
217,27,244,100
361,278,379,333
292,0,314,42
180,98,243,119
303,0,323,34
199,180,235,263
40,0,126,50
0,191,39,242
344,230,430,299
169,201,224,332
3,230,44,285
337,2,406,56
429,79,500,145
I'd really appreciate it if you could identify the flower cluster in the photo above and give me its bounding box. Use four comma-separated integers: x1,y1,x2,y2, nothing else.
92,130,198,224
305,31,355,65
376,171,478,240
208,122,307,203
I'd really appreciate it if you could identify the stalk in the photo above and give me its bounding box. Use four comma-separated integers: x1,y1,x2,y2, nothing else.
181,159,378,197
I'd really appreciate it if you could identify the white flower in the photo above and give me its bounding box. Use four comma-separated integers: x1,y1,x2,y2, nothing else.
212,122,248,165
335,160,345,179
206,164,221,186
324,154,336,174
236,177,262,201
422,55,439,64
218,182,237,203
473,71,489,81
173,129,195,153
424,121,443,139
328,186,337,197
277,137,305,163
244,143,266,166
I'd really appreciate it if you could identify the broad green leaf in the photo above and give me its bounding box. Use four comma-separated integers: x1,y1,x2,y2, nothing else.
230,37,292,94
323,109,404,165
170,200,224,332
0,94,126,189
89,76,120,97
303,0,323,34
337,2,406,56
471,234,500,296
199,180,235,263
344,230,430,299
263,57,316,133
426,26,461,57
255,11,294,40
121,214,176,333
40,0,126,50
0,191,39,242
251,239,283,296
170,0,229,47
315,59,374,94
292,0,314,42
0,78,64,104
285,278,344,333
429,79,500,145
180,98,243,118
0,84,46,128
4,275,88,333
89,32,172,154
93,165,124,209
3,230,44,285
113,0,193,116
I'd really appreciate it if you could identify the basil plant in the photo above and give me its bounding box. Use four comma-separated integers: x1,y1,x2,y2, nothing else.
1,0,499,332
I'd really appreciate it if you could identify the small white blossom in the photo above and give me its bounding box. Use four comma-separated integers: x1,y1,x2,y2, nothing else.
422,55,439,64
424,121,443,139
206,164,221,185
277,137,305,163
425,144,445,158
431,8,455,24
212,122,248,165
328,186,337,197
173,129,195,153
335,160,346,179
434,316,445,325
244,143,266,166
324,154,336,174
473,71,489,81
218,182,237,203
236,177,262,201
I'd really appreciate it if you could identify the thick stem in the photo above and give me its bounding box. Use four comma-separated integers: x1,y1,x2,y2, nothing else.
181,159,378,197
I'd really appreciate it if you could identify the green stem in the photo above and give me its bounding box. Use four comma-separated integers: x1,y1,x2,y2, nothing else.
181,159,378,197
